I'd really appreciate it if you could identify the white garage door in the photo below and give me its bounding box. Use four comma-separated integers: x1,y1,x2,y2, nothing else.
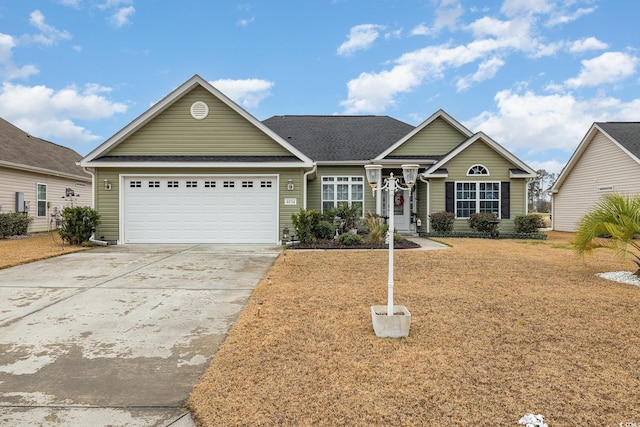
123,176,278,244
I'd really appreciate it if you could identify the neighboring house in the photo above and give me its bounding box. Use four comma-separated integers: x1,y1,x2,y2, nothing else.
551,122,640,232
0,118,91,233
79,74,535,244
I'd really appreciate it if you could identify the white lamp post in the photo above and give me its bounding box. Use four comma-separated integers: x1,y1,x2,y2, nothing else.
365,164,419,337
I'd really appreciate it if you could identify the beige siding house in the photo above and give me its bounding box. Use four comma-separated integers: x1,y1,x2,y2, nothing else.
551,122,640,232
80,74,535,244
0,118,91,233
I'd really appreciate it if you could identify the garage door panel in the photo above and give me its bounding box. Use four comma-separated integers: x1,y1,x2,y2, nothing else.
123,176,277,244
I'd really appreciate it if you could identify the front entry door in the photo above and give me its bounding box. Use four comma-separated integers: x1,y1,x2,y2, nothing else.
383,189,412,233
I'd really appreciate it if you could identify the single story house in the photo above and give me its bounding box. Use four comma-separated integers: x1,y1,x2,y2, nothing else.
79,74,535,244
0,117,91,232
551,122,640,232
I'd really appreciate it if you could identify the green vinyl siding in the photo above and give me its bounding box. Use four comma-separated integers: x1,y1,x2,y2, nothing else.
387,117,467,157
425,140,528,233
107,86,292,157
94,166,305,242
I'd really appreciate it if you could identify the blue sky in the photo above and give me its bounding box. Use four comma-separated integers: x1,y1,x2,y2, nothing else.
1,0,639,174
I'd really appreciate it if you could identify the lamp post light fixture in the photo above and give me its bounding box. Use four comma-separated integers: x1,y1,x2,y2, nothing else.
365,164,420,337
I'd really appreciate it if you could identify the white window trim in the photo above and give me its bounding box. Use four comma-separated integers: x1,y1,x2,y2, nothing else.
36,183,47,218
455,181,501,219
467,164,490,176
321,175,365,214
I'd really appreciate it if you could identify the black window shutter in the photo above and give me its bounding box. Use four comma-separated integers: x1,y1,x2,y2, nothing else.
445,182,455,213
501,182,510,219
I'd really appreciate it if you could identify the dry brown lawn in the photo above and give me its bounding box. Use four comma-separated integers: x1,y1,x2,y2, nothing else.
188,232,640,427
0,232,88,269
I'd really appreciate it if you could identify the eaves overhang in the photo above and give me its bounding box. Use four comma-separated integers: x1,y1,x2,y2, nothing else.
1,160,91,181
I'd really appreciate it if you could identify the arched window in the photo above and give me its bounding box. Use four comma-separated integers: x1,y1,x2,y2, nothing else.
467,164,489,176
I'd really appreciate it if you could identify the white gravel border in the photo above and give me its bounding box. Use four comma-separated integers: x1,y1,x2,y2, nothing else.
597,271,640,287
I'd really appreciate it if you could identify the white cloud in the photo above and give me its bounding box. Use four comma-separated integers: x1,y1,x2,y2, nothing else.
568,37,608,53
56,0,81,7
0,33,39,80
565,51,638,88
456,57,505,91
410,23,431,36
433,3,464,32
464,89,640,155
237,17,255,27
525,159,566,175
546,7,596,27
500,0,553,18
0,82,128,145
337,24,385,57
28,10,72,46
211,78,274,108
109,6,135,28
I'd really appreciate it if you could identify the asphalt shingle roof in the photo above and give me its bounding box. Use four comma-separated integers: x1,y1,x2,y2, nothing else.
262,115,415,161
0,117,90,179
596,122,640,160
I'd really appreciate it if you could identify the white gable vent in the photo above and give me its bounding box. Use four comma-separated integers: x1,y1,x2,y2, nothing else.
190,101,209,120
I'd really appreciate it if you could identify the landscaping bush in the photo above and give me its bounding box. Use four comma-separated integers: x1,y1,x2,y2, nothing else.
291,208,322,243
59,206,100,245
514,214,546,234
313,220,335,240
429,211,455,233
468,212,498,233
0,212,33,239
324,203,362,233
365,212,385,245
337,231,362,246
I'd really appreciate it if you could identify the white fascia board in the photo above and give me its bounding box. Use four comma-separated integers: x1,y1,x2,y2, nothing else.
375,109,474,160
421,171,449,178
81,74,313,165
80,161,314,169
0,160,91,181
315,160,370,166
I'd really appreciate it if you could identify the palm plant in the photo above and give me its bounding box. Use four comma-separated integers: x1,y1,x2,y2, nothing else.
573,193,640,275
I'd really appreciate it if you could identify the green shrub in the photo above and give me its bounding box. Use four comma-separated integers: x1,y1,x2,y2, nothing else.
313,220,335,240
429,211,455,233
0,212,33,239
468,212,498,233
514,214,546,234
324,203,362,233
338,232,362,246
291,208,322,243
59,206,100,245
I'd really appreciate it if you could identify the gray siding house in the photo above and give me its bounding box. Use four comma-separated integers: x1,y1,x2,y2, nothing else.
551,122,640,232
0,118,91,232
79,74,535,244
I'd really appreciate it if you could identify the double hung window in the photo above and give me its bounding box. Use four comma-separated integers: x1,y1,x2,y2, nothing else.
321,176,364,213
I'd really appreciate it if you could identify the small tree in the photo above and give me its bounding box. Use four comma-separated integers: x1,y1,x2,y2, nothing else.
59,206,100,245
291,208,322,243
573,193,640,275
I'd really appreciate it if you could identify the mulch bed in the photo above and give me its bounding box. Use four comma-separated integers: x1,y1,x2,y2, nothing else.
287,238,420,250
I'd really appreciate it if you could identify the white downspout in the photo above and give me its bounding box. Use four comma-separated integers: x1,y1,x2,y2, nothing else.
419,174,430,232
303,164,317,210
82,166,109,246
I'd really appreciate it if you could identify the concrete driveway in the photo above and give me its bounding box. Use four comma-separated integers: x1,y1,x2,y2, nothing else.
0,243,281,427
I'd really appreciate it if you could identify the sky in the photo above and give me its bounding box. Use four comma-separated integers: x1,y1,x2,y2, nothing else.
1,0,639,175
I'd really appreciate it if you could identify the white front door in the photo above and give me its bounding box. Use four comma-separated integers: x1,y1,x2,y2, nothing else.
383,189,412,233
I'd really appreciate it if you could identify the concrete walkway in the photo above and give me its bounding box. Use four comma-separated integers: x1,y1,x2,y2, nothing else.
404,235,450,250
0,244,281,427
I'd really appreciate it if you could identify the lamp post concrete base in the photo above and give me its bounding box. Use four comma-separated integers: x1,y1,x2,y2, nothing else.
371,305,411,338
